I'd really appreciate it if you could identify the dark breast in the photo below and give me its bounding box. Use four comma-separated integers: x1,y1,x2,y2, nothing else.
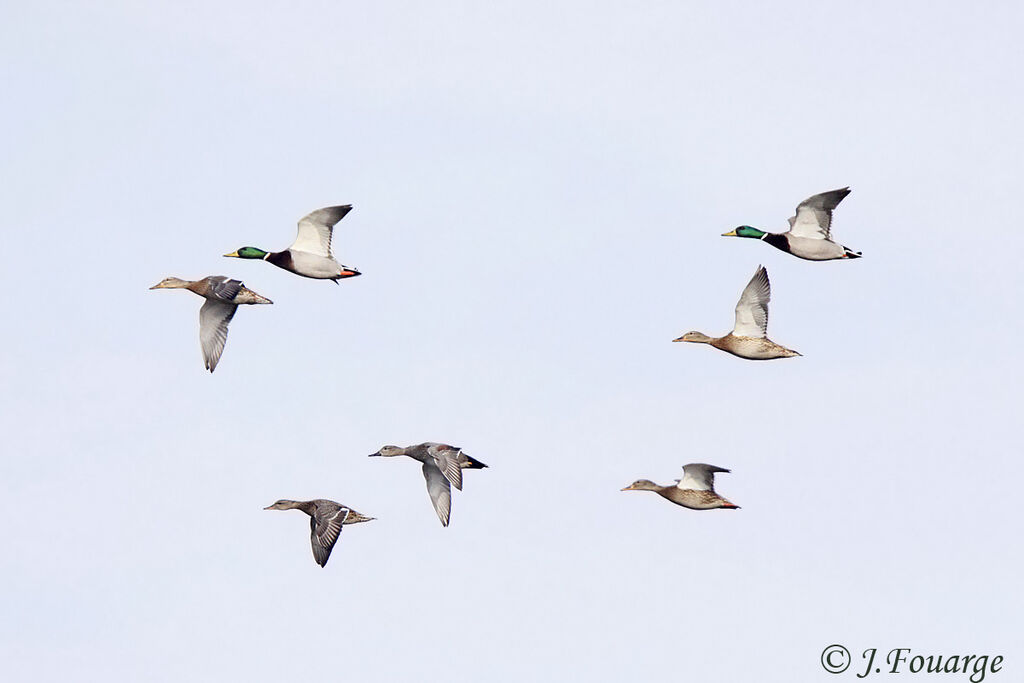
762,232,792,254
266,250,297,273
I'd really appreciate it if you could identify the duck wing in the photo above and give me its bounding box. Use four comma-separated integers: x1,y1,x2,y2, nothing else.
421,462,452,527
732,265,770,339
677,463,730,491
787,187,850,240
198,299,237,372
290,205,353,257
202,276,243,302
427,444,464,490
309,504,349,567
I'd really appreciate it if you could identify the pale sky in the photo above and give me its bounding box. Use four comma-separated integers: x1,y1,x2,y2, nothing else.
2,2,1022,681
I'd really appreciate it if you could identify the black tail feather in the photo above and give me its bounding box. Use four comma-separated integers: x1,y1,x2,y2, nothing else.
462,454,488,469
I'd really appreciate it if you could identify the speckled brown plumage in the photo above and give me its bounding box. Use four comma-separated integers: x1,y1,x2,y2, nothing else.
622,464,740,511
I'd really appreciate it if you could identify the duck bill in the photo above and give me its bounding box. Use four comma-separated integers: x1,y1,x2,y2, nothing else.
224,250,240,258
338,269,361,278
672,336,686,342
721,229,738,237
367,452,380,457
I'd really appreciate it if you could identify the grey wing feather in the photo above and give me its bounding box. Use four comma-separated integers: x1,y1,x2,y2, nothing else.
198,299,237,372
732,265,770,338
309,505,348,567
292,205,353,256
428,445,464,491
205,276,244,302
787,187,850,239
421,462,452,527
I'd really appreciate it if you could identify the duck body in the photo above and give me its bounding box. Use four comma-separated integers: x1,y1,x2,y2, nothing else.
674,265,800,360
225,205,361,282
724,187,861,261
657,485,739,510
762,231,860,261
264,498,375,567
622,464,740,511
707,332,801,360
149,276,272,372
368,442,487,527
262,248,358,280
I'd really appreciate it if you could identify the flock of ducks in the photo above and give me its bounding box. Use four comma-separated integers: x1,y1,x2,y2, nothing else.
152,188,860,567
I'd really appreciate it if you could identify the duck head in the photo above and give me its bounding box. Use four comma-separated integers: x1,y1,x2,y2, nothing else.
621,479,660,492
368,445,405,458
722,225,766,239
264,499,301,510
224,247,270,259
673,331,713,344
149,277,190,290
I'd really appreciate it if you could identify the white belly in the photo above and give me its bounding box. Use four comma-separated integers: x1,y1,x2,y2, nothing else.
288,251,342,278
785,236,846,261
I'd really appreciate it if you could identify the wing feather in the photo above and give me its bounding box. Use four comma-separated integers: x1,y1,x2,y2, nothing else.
422,463,452,527
677,463,730,492
309,505,348,567
205,276,243,302
198,300,237,372
787,187,850,240
290,205,353,257
732,266,770,338
428,444,464,491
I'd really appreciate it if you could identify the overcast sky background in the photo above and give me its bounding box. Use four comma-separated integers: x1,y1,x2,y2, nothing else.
3,2,1023,681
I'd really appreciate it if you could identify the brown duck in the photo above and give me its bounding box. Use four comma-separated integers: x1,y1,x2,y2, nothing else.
264,499,375,567
622,463,740,510
150,276,272,372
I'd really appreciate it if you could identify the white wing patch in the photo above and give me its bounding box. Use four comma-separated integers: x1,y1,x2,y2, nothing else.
732,265,770,338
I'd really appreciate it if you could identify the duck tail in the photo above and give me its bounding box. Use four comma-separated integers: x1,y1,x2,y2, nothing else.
461,453,489,469
237,287,273,305
345,512,376,524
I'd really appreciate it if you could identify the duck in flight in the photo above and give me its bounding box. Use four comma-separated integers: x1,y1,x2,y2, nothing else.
722,187,861,261
673,265,800,360
622,464,740,510
224,205,361,282
368,443,488,527
149,276,272,372
263,499,375,568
